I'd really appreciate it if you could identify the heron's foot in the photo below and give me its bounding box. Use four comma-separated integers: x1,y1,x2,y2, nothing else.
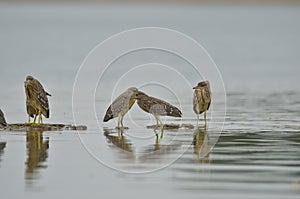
25,122,37,126
115,126,129,130
30,122,42,126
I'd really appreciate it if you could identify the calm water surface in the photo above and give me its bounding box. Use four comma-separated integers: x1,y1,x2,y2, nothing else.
0,3,299,199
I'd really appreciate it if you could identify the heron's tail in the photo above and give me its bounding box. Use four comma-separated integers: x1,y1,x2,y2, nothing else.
170,107,182,117
42,108,50,118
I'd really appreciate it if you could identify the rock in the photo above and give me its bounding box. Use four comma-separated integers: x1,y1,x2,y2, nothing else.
0,123,87,132
146,123,194,130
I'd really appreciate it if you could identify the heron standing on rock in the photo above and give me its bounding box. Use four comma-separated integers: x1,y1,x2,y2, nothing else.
103,87,138,128
193,80,211,126
24,76,51,124
136,91,182,130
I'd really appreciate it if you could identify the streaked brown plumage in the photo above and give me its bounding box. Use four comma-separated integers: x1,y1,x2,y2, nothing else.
0,109,7,127
193,80,211,126
24,76,51,124
136,91,182,129
103,87,138,128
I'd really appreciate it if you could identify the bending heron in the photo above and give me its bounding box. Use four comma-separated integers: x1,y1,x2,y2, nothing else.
136,91,182,129
103,87,138,128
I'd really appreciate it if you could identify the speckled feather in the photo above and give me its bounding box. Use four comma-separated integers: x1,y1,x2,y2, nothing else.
193,81,211,115
25,76,51,118
103,88,137,122
137,92,182,117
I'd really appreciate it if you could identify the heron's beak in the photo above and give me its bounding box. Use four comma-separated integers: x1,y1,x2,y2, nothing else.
193,86,197,89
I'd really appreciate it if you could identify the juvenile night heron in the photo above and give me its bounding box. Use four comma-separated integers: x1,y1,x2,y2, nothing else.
193,80,211,126
24,76,51,124
0,109,7,127
136,91,182,129
103,87,138,128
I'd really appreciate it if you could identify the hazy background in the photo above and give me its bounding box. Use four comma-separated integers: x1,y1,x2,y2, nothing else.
1,1,299,120
0,1,299,199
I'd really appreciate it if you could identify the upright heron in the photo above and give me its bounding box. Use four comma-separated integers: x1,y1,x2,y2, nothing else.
24,76,51,124
136,91,182,129
193,80,211,126
103,87,138,128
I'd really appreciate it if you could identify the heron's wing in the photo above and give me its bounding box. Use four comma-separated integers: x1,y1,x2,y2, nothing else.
193,90,204,113
26,103,36,117
207,101,211,111
140,96,182,117
32,79,50,111
103,89,135,121
154,98,182,117
193,91,200,113
204,87,211,110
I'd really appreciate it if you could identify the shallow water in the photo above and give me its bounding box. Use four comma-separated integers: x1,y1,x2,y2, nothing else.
0,93,299,199
0,3,300,199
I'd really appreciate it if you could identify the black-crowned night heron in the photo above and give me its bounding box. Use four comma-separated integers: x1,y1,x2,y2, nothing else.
0,109,7,127
193,80,211,126
136,91,182,129
103,87,138,128
24,76,51,124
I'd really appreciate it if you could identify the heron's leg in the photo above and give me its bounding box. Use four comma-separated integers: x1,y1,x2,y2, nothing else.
120,115,124,128
160,128,164,139
33,114,37,124
117,114,121,129
37,111,42,125
196,114,200,127
157,116,164,130
117,128,122,137
27,115,31,123
154,115,159,130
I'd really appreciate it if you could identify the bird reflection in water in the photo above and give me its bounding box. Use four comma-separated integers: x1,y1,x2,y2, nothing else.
103,128,181,163
103,128,134,153
154,127,164,139
193,126,210,164
0,141,6,164
139,135,181,163
25,131,49,182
